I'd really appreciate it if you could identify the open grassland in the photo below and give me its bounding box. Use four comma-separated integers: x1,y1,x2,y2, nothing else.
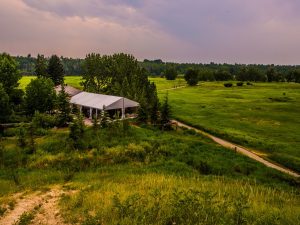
1,125,300,224
19,76,185,91
156,79,300,173
19,76,84,90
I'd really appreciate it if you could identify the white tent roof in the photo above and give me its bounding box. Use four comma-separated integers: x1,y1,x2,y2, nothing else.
70,91,139,110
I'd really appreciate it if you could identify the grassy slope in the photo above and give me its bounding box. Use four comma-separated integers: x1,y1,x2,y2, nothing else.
156,80,300,173
1,126,300,224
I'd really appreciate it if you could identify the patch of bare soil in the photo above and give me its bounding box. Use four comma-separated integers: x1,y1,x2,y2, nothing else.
0,187,71,225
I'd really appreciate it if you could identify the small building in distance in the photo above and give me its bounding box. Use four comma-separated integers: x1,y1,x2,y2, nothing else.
55,84,82,97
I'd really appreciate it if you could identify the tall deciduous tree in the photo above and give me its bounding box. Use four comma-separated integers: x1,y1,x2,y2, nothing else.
47,55,64,85
0,53,21,94
82,53,160,124
165,66,178,80
184,68,199,86
24,78,56,115
35,54,48,78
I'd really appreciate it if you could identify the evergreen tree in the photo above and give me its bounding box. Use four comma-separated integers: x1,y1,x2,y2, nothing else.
47,55,64,85
69,113,85,150
160,93,171,130
57,84,72,126
35,54,48,78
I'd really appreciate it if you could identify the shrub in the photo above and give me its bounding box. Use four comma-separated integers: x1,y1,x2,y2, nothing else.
224,83,233,87
32,111,57,129
237,82,244,86
246,82,253,85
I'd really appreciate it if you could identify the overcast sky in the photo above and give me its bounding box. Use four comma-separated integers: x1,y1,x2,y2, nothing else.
1,0,300,64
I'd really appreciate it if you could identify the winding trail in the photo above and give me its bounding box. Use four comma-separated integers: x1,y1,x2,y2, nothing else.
172,120,300,178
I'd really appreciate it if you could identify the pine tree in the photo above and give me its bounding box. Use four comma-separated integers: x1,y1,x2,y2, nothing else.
35,54,48,78
47,55,64,85
57,84,71,127
160,93,171,130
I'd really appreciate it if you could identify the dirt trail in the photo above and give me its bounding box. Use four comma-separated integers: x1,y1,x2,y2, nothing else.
0,187,68,225
173,120,300,178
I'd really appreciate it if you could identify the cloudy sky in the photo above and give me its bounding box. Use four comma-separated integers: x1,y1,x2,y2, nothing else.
1,0,300,64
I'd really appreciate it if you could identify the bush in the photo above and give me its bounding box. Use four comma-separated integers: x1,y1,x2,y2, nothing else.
237,82,244,86
32,111,57,129
246,82,253,86
224,83,233,87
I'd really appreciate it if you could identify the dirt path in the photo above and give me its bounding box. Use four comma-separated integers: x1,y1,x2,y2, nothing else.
0,187,69,225
158,85,187,92
173,120,300,178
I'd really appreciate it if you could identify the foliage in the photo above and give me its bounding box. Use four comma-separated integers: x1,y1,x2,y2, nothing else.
236,82,244,86
35,54,48,78
160,93,171,129
184,68,199,86
47,55,64,85
0,53,21,94
82,53,159,124
56,85,72,127
32,111,57,129
165,66,178,80
69,113,85,150
0,84,11,123
224,83,233,87
24,78,56,115
214,70,233,81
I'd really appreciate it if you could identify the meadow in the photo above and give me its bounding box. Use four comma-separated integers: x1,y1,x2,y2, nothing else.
19,76,300,173
157,81,300,173
1,123,300,224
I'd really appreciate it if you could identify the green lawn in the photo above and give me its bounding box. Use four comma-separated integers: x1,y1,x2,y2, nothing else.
156,80,300,173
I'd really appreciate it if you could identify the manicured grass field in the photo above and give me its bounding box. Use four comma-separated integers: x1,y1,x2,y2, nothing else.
156,80,300,173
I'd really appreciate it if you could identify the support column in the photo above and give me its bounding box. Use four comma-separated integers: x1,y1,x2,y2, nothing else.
95,109,98,118
80,106,82,114
89,108,92,119
121,98,125,119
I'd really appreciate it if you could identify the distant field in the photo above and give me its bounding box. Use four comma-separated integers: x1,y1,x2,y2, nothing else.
19,76,84,90
156,80,300,173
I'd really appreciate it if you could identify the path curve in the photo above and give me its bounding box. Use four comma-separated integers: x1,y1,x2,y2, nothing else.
172,120,300,178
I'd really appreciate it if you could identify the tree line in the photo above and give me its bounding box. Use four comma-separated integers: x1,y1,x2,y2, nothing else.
14,55,300,82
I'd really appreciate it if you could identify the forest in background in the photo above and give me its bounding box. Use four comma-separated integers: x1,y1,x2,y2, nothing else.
14,55,300,82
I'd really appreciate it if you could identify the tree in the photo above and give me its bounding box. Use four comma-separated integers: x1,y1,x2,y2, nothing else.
214,70,233,81
47,55,64,85
160,93,171,130
56,85,72,126
184,68,199,86
266,67,277,82
69,113,85,150
0,53,21,94
24,78,56,115
35,54,48,78
165,66,178,80
0,84,11,123
82,53,160,124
